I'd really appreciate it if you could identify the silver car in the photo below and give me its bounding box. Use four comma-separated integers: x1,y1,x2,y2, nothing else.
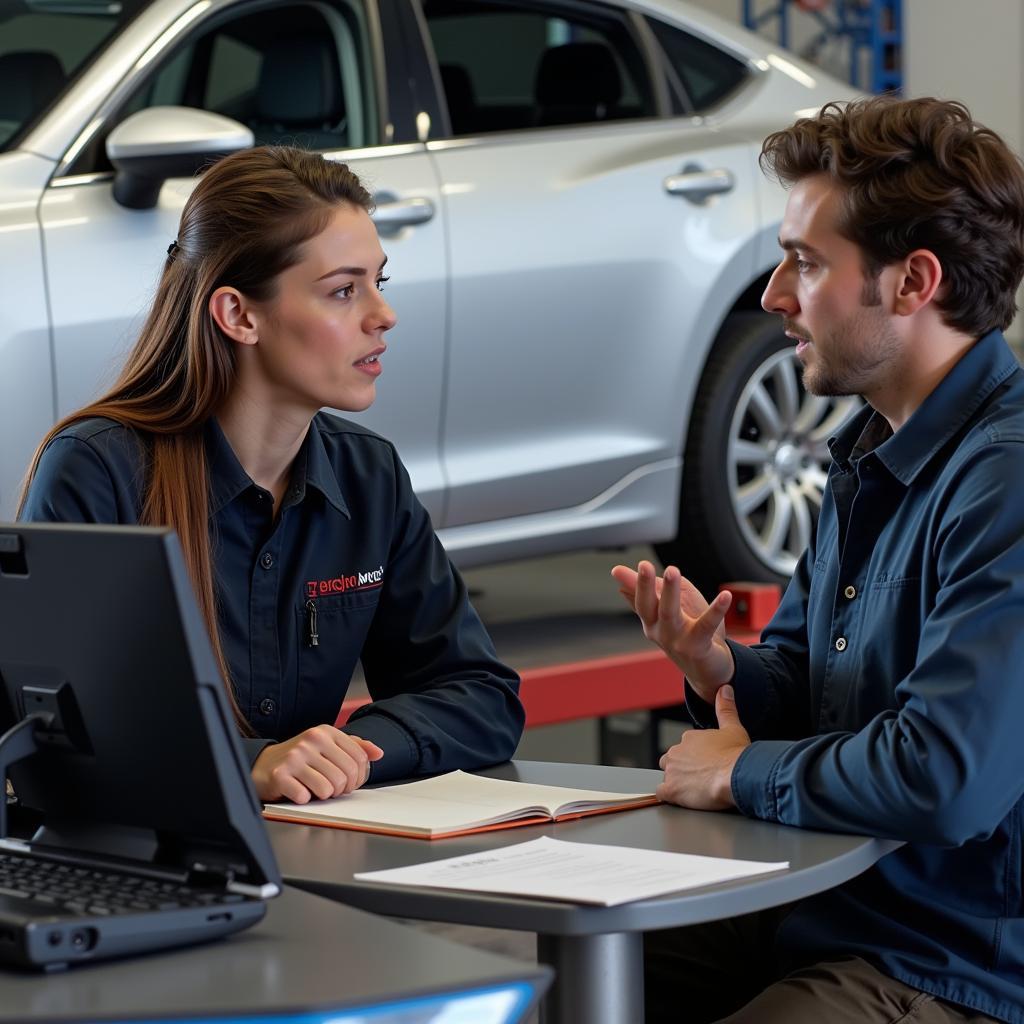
0,0,856,591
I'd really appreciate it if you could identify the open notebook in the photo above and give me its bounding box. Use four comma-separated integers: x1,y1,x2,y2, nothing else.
263,770,660,839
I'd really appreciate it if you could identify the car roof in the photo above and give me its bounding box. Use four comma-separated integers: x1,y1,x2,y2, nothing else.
20,0,850,165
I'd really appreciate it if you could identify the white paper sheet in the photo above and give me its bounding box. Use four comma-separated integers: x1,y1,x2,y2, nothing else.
354,835,789,906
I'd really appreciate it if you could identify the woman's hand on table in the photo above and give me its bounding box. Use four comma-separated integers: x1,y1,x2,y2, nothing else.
252,725,384,802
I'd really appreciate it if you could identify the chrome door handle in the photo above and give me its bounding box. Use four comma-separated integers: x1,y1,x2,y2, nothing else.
371,195,435,234
663,167,735,205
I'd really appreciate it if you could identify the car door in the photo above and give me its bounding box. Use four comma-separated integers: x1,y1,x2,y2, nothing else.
420,0,760,535
37,0,448,515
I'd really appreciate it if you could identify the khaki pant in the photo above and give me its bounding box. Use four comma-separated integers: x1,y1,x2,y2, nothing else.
644,907,999,1024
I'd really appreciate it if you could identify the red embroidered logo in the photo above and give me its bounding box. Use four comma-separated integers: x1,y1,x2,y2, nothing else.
306,565,384,598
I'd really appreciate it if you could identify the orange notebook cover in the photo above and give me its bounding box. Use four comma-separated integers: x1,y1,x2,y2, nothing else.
262,770,660,840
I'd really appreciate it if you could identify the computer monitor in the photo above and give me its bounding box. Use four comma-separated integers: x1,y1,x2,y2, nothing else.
0,523,280,966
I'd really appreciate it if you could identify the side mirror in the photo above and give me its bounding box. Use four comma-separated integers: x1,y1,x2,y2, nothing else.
106,106,253,210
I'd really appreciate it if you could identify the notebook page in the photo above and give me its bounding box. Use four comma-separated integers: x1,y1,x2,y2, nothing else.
404,772,657,815
266,771,555,831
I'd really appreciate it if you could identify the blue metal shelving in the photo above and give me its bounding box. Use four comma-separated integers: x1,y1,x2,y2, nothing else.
742,0,903,94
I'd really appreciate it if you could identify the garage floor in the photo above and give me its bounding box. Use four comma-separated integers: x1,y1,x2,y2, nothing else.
466,543,655,669
473,543,658,766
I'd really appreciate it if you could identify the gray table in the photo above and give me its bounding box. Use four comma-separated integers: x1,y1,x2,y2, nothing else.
269,761,901,1024
0,886,549,1022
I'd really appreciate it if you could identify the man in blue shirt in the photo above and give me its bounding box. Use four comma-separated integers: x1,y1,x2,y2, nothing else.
614,97,1024,1022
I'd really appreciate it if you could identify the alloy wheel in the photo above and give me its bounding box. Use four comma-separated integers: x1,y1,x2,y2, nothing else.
727,349,860,576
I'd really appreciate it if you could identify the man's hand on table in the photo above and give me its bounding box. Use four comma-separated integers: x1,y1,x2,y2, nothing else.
657,686,749,811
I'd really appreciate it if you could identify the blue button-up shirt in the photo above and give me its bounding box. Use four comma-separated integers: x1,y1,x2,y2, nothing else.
21,413,524,780
687,330,1024,1021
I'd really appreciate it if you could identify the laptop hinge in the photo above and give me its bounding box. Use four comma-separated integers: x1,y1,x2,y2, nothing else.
0,713,49,839
186,863,236,890
187,864,279,897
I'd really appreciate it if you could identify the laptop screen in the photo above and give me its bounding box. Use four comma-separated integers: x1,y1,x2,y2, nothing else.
0,523,279,894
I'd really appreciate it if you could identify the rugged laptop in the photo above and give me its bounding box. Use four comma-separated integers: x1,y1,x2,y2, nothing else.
0,523,281,970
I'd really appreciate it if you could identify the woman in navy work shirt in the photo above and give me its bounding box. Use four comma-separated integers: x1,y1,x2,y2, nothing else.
19,146,524,804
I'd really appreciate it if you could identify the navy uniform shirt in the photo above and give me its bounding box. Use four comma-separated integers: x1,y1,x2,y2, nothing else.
686,330,1024,1022
21,412,525,780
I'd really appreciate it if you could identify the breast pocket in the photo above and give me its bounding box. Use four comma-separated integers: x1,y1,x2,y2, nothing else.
294,589,382,730
867,575,923,646
856,573,924,711
872,573,922,591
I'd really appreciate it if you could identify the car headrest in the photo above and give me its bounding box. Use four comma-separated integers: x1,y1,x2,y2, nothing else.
255,36,344,126
534,42,621,110
439,63,476,133
0,51,65,123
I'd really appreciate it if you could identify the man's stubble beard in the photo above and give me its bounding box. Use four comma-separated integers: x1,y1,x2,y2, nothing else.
801,304,901,399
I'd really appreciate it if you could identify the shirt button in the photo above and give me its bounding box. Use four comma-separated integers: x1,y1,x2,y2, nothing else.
835,637,848,652
844,585,857,599
260,552,274,569
259,698,276,716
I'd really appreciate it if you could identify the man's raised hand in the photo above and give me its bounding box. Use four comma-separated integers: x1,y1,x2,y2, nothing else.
610,559,736,702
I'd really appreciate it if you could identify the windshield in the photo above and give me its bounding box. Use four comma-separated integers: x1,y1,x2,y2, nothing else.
0,0,148,152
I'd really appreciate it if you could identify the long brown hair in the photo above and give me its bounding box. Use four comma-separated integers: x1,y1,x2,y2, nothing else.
19,146,373,732
760,96,1024,338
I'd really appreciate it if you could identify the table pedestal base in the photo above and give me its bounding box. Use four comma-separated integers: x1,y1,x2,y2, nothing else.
537,931,643,1024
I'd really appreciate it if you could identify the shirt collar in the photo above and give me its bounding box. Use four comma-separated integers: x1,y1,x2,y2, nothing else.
827,329,1020,485
205,415,350,518
298,416,350,517
205,417,253,515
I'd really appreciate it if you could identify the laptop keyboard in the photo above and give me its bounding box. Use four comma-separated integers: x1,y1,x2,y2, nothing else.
0,851,247,916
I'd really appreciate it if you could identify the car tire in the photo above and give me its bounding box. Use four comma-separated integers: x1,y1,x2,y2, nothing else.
655,312,860,597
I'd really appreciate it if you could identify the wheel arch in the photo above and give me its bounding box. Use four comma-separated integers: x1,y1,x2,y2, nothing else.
667,255,775,472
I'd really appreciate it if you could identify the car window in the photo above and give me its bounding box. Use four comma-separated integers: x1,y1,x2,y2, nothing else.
646,17,749,114
0,0,149,152
422,0,656,136
64,0,377,176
